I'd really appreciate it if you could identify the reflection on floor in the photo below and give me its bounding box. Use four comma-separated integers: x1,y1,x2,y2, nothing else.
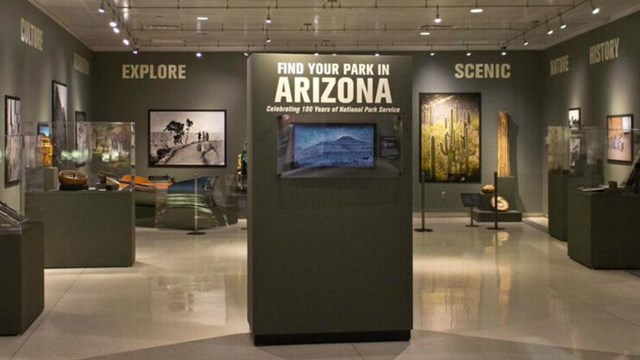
2,218,640,359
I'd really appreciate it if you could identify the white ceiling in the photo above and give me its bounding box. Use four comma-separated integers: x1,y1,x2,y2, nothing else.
28,0,640,53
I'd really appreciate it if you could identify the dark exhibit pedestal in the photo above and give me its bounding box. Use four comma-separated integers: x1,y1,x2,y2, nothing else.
472,209,522,222
27,191,135,268
0,222,44,335
568,190,640,269
548,171,604,242
548,173,569,241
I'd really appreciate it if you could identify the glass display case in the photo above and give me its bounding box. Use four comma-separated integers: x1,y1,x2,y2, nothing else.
548,126,604,185
154,175,238,229
72,122,135,189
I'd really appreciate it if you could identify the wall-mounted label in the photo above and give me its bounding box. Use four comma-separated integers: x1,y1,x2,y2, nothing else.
20,18,43,51
74,53,90,75
589,37,619,65
550,55,569,76
121,64,187,79
454,63,511,79
269,61,398,114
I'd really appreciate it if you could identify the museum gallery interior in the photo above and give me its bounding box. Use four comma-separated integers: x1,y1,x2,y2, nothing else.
2,0,640,359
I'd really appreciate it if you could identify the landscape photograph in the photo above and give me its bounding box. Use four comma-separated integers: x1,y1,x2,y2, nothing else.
149,110,226,167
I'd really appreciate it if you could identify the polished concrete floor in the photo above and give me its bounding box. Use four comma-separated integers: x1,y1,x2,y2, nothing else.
2,218,640,359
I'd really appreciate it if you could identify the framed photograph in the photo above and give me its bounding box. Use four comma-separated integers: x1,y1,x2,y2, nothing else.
419,93,481,182
607,114,634,164
52,80,68,167
568,108,581,131
148,110,226,167
570,136,581,168
4,95,21,186
75,111,87,166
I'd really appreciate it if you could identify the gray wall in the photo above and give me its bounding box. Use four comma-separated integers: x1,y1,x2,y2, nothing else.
542,10,640,212
0,0,92,209
90,50,546,214
412,51,544,214
91,52,247,180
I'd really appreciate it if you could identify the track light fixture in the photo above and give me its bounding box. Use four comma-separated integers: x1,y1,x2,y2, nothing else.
132,47,139,54
470,0,483,14
429,44,435,56
244,46,250,57
591,1,600,15
123,38,130,46
375,45,380,56
466,44,471,57
98,0,105,14
314,45,319,56
434,5,442,24
560,17,567,29
112,25,120,34
332,45,337,56
265,6,272,24
522,34,529,46
420,30,431,36
546,20,554,35
265,29,271,43
501,45,507,56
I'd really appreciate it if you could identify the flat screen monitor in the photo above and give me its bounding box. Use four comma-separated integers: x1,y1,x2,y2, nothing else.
293,123,376,169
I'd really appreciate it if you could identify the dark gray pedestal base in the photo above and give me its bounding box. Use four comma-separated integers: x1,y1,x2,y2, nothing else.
27,191,135,268
472,209,522,222
253,330,410,346
0,222,44,335
568,190,640,269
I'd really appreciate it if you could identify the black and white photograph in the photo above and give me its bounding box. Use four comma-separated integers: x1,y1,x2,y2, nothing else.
569,108,581,131
52,80,68,167
149,110,226,167
75,111,87,165
4,95,21,186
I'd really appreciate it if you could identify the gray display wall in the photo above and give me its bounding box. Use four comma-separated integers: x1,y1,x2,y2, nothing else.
542,10,640,213
412,51,544,214
0,0,92,209
248,54,413,344
91,52,247,180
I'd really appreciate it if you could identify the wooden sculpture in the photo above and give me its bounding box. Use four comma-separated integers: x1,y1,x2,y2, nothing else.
497,111,511,177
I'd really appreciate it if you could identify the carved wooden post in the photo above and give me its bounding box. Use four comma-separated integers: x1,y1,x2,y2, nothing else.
498,111,511,177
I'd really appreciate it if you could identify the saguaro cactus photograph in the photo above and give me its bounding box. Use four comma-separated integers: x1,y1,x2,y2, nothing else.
420,93,481,182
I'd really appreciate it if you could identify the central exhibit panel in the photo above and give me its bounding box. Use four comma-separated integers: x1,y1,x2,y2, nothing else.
248,54,413,345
